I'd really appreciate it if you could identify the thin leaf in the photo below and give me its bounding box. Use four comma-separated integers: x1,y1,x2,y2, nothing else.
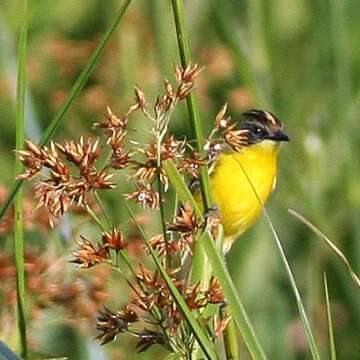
125,204,218,360
14,0,28,357
0,341,22,360
228,156,321,360
289,209,360,289
170,0,213,210
324,273,337,360
0,0,133,221
163,159,267,360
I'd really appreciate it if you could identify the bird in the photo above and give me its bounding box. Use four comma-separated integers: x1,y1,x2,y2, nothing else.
197,109,289,252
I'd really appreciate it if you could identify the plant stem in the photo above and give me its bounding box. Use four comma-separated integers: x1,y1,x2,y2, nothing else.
230,155,321,360
220,305,239,360
156,138,170,267
126,204,218,359
170,0,213,211
85,203,178,352
94,190,112,228
164,159,267,359
324,273,337,360
14,0,28,357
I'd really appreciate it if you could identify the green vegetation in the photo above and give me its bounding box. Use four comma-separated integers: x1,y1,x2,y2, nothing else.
0,0,359,359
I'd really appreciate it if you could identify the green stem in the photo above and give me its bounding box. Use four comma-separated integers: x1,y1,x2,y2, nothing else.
164,159,267,359
0,0,133,221
85,204,177,352
230,155,321,360
220,305,239,360
14,0,28,357
156,138,170,267
324,273,337,360
170,0,213,211
85,205,107,232
170,4,218,357
126,204,218,359
94,191,112,228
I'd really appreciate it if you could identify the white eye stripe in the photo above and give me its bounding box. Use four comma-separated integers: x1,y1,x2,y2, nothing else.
264,111,277,126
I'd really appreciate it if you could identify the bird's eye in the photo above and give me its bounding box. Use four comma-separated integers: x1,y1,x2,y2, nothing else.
253,126,265,136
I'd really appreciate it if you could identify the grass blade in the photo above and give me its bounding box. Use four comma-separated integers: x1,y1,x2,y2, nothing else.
289,209,360,289
0,341,23,360
0,0,133,221
228,156,321,360
125,204,218,360
170,0,213,210
14,0,28,357
163,159,267,360
323,273,337,360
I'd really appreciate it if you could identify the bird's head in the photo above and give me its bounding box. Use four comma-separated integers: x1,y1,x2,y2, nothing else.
240,109,290,146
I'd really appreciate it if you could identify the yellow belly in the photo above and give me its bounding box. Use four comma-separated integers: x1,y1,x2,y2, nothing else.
198,141,279,249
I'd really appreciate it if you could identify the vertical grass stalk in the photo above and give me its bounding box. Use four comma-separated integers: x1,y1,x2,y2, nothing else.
169,3,243,357
323,273,337,360
170,0,213,210
14,0,28,357
230,155,321,360
126,204,218,360
164,159,267,360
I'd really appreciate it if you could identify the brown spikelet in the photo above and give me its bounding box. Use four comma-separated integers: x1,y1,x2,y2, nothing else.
102,228,127,251
177,151,205,178
94,106,128,133
223,124,249,151
214,315,231,338
71,236,109,268
204,277,225,304
214,103,230,130
133,85,147,111
96,306,138,345
125,183,160,209
168,203,199,234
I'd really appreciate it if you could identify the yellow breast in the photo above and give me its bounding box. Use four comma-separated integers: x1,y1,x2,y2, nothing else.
208,141,280,247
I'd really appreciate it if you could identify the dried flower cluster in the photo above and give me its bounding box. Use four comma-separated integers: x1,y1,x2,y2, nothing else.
17,138,114,226
16,64,236,356
0,248,110,322
206,102,250,158
96,263,225,354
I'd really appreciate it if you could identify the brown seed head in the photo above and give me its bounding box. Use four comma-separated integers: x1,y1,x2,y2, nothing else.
71,236,109,268
214,103,230,130
56,137,101,172
168,203,199,234
96,306,138,345
125,183,160,209
223,124,249,152
102,228,127,251
214,315,231,338
133,85,147,111
177,151,205,178
204,277,225,304
94,106,128,134
136,329,167,353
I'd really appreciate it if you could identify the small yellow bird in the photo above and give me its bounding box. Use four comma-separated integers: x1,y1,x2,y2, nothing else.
199,109,289,252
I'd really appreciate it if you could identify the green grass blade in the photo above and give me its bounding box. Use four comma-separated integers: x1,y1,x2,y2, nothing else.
170,0,213,211
125,204,218,360
289,209,360,289
0,341,23,360
0,0,133,221
228,156,321,360
323,273,337,360
14,0,28,357
163,159,267,360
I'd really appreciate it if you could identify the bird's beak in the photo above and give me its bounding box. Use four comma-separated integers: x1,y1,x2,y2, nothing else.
267,130,290,142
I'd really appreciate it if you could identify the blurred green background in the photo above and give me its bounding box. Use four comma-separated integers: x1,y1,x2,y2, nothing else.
1,0,360,359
